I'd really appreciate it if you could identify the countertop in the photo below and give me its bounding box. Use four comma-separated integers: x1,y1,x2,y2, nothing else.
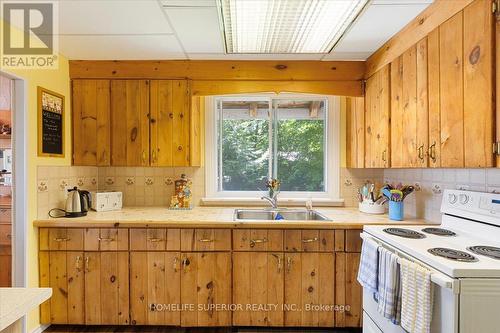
0,288,52,330
33,207,437,229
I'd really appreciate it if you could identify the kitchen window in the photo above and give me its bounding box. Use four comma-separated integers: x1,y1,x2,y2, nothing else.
204,94,341,204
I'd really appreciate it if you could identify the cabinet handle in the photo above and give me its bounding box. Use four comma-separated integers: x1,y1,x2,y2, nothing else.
142,150,147,164
418,145,425,160
429,142,437,162
98,237,114,242
84,256,90,272
286,256,292,273
198,238,214,243
182,257,190,272
152,150,157,163
75,256,82,272
250,238,268,248
147,238,165,243
169,113,174,119
277,255,282,273
53,238,70,242
173,257,179,272
382,150,387,162
302,237,318,243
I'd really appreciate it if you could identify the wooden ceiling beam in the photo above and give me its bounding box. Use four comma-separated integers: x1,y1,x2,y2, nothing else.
69,60,366,81
365,0,475,78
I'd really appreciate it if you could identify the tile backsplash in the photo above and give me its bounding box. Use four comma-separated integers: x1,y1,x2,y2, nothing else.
384,168,500,222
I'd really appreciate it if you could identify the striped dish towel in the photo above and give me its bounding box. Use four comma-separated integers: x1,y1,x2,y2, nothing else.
377,247,401,324
400,258,434,333
357,237,379,294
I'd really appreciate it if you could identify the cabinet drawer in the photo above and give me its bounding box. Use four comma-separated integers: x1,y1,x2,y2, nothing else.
84,228,129,251
345,230,362,252
39,228,84,250
180,229,231,251
233,229,283,251
0,208,11,223
284,230,335,252
130,228,180,251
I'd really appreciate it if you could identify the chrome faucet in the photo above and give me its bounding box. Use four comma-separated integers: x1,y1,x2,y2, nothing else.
261,195,278,209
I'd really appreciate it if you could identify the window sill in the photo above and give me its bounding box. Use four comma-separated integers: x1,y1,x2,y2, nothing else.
200,197,345,207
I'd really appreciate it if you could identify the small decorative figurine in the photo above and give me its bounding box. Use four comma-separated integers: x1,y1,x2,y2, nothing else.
169,174,193,210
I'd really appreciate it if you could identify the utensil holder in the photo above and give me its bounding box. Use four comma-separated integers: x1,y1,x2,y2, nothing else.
359,201,386,214
389,201,404,221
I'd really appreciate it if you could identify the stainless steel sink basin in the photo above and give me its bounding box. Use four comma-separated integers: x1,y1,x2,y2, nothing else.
234,209,331,221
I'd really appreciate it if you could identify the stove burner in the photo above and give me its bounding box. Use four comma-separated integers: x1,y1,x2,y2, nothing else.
467,246,500,260
383,228,426,239
428,248,478,262
422,228,456,237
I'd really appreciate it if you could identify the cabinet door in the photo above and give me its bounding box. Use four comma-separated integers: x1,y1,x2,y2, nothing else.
428,28,441,167
335,252,362,328
345,97,365,168
110,80,150,166
129,251,181,325
365,65,390,168
284,253,335,327
439,12,464,167
390,42,429,168
39,251,85,324
84,252,129,325
233,252,284,326
72,80,110,166
181,252,231,326
463,0,494,167
150,80,191,167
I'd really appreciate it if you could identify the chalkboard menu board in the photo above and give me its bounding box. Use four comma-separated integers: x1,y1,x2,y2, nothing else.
38,87,64,157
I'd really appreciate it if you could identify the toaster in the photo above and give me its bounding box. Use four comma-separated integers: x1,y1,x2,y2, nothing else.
91,191,122,212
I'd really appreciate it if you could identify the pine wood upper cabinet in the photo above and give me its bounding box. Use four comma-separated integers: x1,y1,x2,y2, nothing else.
150,80,192,167
110,80,150,166
284,252,335,327
233,252,284,327
390,40,429,168
365,65,390,168
72,80,111,166
345,97,365,168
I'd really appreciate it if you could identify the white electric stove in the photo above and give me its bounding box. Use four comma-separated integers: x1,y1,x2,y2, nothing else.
361,189,500,333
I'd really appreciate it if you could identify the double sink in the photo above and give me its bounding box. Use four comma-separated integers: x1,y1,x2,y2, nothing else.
234,209,331,221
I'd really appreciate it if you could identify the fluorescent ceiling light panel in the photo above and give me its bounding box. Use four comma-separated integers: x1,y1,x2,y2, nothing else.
219,0,368,54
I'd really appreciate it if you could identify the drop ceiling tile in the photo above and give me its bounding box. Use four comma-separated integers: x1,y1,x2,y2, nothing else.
165,7,223,53
59,0,173,35
59,35,185,60
325,3,430,60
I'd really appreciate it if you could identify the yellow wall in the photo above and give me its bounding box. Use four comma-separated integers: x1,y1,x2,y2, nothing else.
1,19,72,332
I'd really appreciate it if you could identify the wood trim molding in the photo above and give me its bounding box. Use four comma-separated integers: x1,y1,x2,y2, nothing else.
69,60,366,81
191,80,363,97
365,0,475,78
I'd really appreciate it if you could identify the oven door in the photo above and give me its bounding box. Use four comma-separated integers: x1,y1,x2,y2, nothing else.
363,284,459,333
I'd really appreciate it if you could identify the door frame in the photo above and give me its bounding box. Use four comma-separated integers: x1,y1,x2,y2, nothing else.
0,69,28,329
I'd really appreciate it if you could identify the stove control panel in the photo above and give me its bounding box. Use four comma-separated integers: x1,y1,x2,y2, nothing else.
442,190,500,227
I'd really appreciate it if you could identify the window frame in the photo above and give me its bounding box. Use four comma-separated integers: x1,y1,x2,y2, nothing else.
204,93,341,204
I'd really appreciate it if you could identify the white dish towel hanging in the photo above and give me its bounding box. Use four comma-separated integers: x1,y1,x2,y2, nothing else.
400,257,434,333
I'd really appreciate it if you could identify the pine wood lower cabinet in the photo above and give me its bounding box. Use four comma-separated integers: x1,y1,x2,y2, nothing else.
130,251,231,327
39,251,129,325
39,228,362,328
233,252,284,326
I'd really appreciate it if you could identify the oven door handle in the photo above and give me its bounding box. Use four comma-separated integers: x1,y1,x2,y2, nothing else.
360,232,460,294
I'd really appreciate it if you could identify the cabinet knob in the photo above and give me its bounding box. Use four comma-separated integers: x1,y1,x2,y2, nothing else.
178,146,183,151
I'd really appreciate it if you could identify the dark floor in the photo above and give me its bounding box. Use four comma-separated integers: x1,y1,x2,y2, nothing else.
45,326,362,333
